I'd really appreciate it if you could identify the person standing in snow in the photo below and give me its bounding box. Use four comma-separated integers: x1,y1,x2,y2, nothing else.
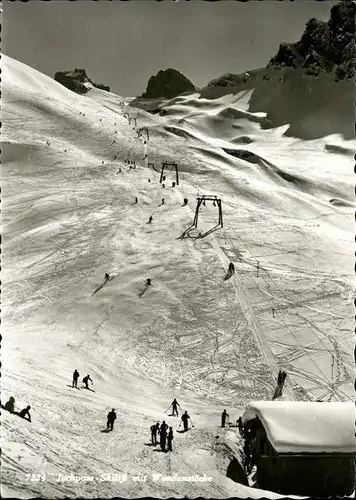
72,369,80,388
171,398,180,417
19,405,31,422
150,422,160,445
181,411,190,432
167,427,174,452
160,421,168,451
221,409,229,427
83,374,93,389
107,409,117,431
4,396,15,414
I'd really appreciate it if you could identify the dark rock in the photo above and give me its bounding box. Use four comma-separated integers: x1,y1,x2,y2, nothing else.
142,68,196,99
54,68,110,94
268,0,356,79
204,73,250,91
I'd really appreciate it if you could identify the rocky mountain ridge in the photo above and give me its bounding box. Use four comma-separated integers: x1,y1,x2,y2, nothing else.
54,68,110,94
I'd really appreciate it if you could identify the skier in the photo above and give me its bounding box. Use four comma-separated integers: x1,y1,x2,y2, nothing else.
105,273,110,281
19,405,31,422
134,197,138,204
107,409,117,431
83,374,93,389
160,421,168,451
150,422,160,445
4,396,15,414
221,409,229,427
167,427,174,452
146,278,152,286
181,411,190,432
171,398,180,417
147,216,153,224
72,369,80,388
228,263,235,274
160,198,165,206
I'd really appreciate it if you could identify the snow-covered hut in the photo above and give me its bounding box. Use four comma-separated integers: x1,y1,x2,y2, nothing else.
241,401,355,497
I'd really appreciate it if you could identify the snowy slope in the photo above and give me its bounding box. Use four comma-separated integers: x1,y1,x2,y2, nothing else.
2,54,354,498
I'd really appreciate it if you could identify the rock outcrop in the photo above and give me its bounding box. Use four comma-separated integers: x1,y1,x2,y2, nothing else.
268,0,355,79
142,68,196,99
54,68,110,94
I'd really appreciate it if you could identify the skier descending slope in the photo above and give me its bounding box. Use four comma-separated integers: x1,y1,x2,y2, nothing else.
181,411,191,432
224,262,235,281
83,374,93,389
171,398,180,417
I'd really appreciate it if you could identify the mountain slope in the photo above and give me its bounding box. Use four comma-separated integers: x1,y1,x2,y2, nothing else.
2,54,353,499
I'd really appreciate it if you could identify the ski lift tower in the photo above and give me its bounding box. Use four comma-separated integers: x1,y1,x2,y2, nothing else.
159,162,179,185
193,195,223,228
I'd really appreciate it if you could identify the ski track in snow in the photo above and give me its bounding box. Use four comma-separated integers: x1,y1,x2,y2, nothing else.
1,54,354,498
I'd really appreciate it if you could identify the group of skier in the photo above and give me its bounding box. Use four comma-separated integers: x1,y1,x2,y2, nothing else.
72,370,93,390
150,421,174,452
147,399,193,452
2,396,32,422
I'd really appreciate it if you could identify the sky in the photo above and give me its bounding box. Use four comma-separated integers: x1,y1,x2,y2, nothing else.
3,0,338,97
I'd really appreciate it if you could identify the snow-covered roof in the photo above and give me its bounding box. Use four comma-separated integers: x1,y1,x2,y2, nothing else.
242,401,356,454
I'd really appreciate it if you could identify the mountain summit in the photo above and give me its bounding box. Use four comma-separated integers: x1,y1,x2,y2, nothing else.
54,68,110,94
142,68,196,98
268,0,355,79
